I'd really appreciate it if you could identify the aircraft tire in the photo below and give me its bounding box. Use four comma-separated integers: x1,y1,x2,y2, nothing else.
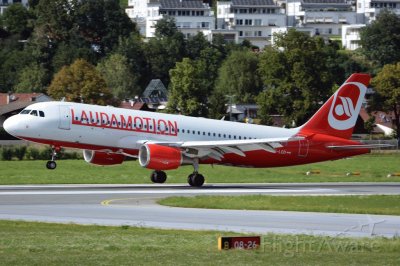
46,161,57,170
188,173,204,187
151,170,167,183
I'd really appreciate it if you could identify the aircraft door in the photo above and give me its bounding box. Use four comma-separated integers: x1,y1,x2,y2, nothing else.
59,106,71,130
298,139,309,157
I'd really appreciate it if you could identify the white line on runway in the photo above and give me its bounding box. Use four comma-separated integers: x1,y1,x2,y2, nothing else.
0,188,335,195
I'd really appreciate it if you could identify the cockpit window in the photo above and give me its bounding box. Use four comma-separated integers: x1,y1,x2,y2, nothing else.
30,110,38,116
20,109,31,114
39,111,45,117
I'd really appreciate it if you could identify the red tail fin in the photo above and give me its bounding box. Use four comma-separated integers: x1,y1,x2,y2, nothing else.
299,73,370,139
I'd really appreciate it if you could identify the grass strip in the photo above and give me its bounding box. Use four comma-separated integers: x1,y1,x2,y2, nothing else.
159,195,400,215
0,220,399,265
0,154,399,184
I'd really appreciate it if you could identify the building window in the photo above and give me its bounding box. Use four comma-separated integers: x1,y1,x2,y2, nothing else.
236,19,243,25
254,19,262,26
245,19,252,25
239,31,243,36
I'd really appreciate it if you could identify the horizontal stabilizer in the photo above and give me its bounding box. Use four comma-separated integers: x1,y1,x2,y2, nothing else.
327,144,393,150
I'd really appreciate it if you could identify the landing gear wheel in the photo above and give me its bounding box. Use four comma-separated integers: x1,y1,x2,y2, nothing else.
46,146,60,170
150,170,167,184
46,161,57,170
188,173,205,187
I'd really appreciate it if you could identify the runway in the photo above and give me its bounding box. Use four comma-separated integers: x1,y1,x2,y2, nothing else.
0,183,400,238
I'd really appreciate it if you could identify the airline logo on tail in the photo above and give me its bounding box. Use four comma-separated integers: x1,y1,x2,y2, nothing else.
328,82,366,130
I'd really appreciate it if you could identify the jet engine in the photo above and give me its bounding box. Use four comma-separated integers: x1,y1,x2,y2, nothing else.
139,144,182,170
83,150,125,165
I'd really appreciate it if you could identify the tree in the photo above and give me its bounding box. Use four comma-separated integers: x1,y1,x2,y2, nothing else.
74,0,136,55
1,3,33,39
186,32,210,60
114,33,148,88
167,58,209,116
144,17,186,86
34,0,75,42
258,30,344,126
97,54,140,99
48,59,112,105
360,10,400,67
371,62,400,141
214,50,261,104
15,63,48,92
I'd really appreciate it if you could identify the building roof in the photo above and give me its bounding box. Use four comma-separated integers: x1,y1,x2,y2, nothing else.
142,79,168,99
0,93,48,106
159,0,206,9
232,0,275,6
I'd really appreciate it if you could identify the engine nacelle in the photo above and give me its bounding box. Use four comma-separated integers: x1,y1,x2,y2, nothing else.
83,150,125,166
139,144,182,170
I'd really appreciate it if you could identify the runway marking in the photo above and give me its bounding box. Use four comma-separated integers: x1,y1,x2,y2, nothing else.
101,198,138,206
0,188,335,195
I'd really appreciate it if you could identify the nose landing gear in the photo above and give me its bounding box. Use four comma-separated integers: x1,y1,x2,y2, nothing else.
46,146,60,170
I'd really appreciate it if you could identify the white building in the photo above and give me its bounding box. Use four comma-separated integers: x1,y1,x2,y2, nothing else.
217,0,286,48
126,0,215,39
341,23,365,49
287,0,356,36
356,0,400,24
0,0,29,15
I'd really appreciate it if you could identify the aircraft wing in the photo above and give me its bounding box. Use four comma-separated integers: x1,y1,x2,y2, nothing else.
140,136,303,161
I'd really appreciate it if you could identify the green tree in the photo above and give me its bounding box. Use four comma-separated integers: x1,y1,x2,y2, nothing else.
371,62,400,141
15,63,48,92
0,48,34,92
214,50,261,104
168,58,209,116
48,58,112,105
258,30,343,126
74,0,136,55
360,10,400,67
186,32,210,60
34,0,75,42
114,33,148,88
97,53,140,99
1,3,33,39
145,17,186,86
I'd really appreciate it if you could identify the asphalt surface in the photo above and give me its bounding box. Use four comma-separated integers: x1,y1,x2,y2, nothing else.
1,183,400,238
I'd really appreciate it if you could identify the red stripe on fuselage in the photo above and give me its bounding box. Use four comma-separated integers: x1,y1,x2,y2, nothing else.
17,136,139,157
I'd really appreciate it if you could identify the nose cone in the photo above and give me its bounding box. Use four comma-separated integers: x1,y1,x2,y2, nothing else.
3,116,19,137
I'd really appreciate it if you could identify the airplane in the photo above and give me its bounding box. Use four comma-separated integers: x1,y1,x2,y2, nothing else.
3,73,387,187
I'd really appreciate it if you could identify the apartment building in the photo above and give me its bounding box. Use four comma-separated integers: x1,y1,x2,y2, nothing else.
217,0,286,48
126,0,215,38
356,0,400,23
287,0,357,36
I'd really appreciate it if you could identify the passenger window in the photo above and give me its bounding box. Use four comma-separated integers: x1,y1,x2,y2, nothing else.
39,111,45,117
30,110,38,116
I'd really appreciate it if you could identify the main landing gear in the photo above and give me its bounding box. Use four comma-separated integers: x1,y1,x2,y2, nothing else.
46,146,59,170
150,170,167,183
149,159,206,187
